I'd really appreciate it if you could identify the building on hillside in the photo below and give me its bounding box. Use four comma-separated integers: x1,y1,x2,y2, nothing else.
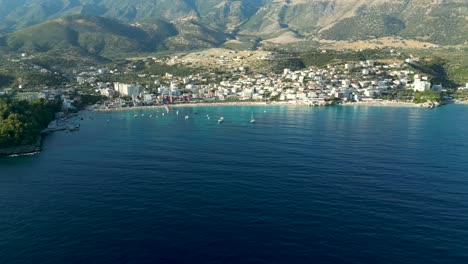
413,79,431,92
114,82,140,97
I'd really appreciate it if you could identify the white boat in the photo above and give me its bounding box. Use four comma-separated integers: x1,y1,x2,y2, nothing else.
250,112,256,123
206,114,210,120
185,115,189,120
149,114,153,118
165,105,170,113
162,113,165,116
141,113,145,117
134,114,138,118
218,117,224,124
176,110,179,115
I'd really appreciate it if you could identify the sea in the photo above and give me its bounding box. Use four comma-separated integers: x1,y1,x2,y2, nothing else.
1,104,468,264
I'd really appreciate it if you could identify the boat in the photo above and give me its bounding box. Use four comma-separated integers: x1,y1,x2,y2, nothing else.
134,114,138,118
165,105,170,114
141,113,145,117
176,110,179,115
250,112,256,123
185,115,189,120
218,117,224,124
206,114,210,120
149,115,153,118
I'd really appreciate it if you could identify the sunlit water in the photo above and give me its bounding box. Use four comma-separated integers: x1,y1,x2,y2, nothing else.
1,104,468,264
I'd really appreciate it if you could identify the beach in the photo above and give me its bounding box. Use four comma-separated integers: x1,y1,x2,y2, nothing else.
93,99,448,112
340,100,419,107
95,101,298,112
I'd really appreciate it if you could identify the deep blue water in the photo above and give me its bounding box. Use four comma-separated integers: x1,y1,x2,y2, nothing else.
1,104,468,264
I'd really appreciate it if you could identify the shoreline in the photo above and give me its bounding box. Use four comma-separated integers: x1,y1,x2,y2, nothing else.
0,136,42,158
96,100,423,112
339,101,419,107
96,101,298,112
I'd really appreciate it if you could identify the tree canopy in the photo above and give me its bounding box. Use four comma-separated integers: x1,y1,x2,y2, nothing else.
0,98,61,148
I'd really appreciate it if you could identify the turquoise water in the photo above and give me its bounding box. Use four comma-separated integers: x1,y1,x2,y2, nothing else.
1,104,468,263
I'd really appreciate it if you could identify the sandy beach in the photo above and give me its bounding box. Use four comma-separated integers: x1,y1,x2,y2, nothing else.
94,100,439,112
95,101,300,112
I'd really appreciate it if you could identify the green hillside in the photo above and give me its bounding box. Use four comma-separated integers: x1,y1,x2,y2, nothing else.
2,15,229,57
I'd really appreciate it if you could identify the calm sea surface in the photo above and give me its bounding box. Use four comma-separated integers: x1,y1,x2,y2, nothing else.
1,104,468,264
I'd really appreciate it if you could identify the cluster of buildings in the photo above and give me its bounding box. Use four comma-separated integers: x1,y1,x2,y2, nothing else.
3,50,454,109
94,57,444,108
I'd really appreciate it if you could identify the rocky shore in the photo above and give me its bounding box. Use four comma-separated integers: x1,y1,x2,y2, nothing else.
0,114,81,158
0,137,42,157
341,100,418,107
418,100,441,108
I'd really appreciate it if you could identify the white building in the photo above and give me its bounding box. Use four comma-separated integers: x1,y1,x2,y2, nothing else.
413,79,431,92
114,82,140,97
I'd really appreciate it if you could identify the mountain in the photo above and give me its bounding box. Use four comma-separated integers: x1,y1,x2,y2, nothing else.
3,15,230,56
0,0,466,48
0,0,264,32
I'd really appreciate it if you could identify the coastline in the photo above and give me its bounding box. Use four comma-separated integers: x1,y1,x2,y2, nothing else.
339,101,419,107
95,101,297,112
454,100,468,105
0,136,42,158
0,112,82,158
96,100,422,112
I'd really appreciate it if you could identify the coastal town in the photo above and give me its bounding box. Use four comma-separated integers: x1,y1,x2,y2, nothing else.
1,49,468,112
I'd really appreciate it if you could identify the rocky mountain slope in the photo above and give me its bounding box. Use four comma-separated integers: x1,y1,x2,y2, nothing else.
0,0,466,49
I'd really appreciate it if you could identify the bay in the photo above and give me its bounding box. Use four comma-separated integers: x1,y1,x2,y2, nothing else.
1,104,468,264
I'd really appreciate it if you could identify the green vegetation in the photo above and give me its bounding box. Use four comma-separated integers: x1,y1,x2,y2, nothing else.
1,15,229,58
252,56,304,74
453,90,468,101
144,61,203,76
71,94,104,110
321,3,467,45
322,13,406,41
405,48,468,87
298,49,397,67
0,98,61,148
413,90,442,104
0,73,15,88
0,0,466,49
408,57,458,89
300,50,360,67
377,90,414,101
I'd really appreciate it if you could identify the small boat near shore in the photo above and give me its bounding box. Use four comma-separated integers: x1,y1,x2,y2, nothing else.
250,112,256,123
218,117,224,124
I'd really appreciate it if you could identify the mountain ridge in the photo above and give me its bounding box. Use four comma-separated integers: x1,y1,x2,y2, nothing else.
0,0,466,51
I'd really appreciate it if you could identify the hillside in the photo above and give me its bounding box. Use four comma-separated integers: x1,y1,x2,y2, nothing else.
0,0,466,47
2,15,229,56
